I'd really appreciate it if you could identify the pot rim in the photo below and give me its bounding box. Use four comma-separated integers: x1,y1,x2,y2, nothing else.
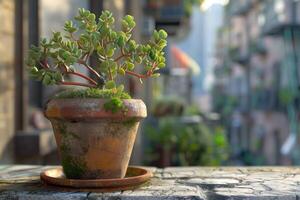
44,98,147,120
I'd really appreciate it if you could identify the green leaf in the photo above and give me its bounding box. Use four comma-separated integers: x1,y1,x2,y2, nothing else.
88,13,96,22
40,38,47,46
97,46,105,56
124,15,135,29
158,40,167,49
158,29,168,39
30,67,39,73
124,15,134,23
126,62,135,70
136,56,142,64
78,8,85,16
117,34,126,47
54,72,63,82
157,62,166,68
128,40,136,51
107,47,115,57
99,60,109,72
110,31,117,39
121,20,129,31
128,20,136,28
42,74,51,85
108,17,115,24
153,30,159,41
118,68,126,75
149,50,156,60
151,73,160,78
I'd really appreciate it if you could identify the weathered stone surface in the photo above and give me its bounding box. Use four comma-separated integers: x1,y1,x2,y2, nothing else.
1,166,300,199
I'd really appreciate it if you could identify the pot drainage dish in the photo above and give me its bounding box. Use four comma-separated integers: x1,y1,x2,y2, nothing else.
41,166,152,190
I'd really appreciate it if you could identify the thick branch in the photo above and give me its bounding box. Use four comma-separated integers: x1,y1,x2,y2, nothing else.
126,62,157,79
77,59,102,79
80,52,89,61
125,70,149,79
68,71,98,86
41,61,98,86
147,62,157,76
108,68,113,80
114,54,127,62
40,61,50,69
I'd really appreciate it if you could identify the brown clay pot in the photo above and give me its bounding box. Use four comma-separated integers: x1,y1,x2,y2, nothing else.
45,98,147,179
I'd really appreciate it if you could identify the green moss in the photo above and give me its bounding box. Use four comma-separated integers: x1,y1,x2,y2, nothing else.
58,122,67,136
104,97,127,113
60,142,70,154
122,117,138,127
58,122,87,179
53,88,131,99
58,122,80,140
60,139,87,179
61,154,86,179
53,88,132,113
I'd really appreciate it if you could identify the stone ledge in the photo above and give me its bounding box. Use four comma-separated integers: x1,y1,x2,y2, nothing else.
0,165,300,199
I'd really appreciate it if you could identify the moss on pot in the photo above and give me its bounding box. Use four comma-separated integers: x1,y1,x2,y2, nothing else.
53,88,131,114
61,153,87,179
122,117,139,127
53,88,131,99
58,122,80,140
104,97,128,113
58,122,87,179
60,138,87,179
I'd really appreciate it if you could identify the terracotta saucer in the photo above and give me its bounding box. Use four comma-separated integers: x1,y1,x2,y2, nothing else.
40,166,152,190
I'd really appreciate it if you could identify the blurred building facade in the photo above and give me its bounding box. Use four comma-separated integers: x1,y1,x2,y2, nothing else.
0,0,15,163
213,0,300,165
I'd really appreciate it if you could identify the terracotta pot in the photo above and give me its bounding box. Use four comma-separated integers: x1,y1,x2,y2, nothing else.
45,98,147,179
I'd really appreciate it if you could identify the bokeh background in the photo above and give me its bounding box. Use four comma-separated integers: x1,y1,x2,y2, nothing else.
1,0,300,167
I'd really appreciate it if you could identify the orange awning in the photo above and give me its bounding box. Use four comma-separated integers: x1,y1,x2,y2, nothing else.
171,45,201,75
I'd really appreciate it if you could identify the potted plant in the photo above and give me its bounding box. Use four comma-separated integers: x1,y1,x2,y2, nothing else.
26,8,167,179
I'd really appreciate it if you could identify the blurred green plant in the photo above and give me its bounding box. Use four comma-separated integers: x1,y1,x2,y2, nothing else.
152,97,185,117
279,88,296,105
210,126,229,165
26,8,167,92
184,104,201,116
144,117,229,166
212,89,237,117
177,122,213,166
249,41,267,56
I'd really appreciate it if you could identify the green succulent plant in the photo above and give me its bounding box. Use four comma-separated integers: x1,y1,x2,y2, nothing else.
26,8,167,95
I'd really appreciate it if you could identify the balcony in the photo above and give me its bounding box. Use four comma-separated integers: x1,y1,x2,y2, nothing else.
227,0,255,16
143,0,185,35
229,47,249,65
251,88,281,111
262,0,300,35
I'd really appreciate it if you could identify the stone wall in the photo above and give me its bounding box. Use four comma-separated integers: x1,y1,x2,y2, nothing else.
0,0,15,163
